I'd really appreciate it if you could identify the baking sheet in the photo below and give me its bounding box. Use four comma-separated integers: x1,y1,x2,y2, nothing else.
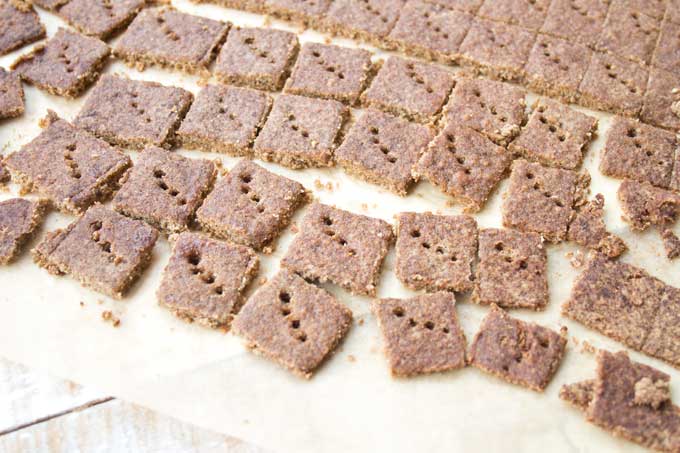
1,2,679,452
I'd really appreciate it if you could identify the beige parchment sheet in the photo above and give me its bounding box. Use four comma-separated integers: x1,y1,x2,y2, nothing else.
1,2,679,452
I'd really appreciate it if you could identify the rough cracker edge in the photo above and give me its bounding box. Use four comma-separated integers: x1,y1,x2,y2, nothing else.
0,79,25,120
577,90,642,119
360,97,441,126
0,198,49,265
457,55,527,84
190,0,265,14
261,4,327,30
558,379,595,411
59,1,145,40
336,156,413,196
316,18,395,51
524,75,582,105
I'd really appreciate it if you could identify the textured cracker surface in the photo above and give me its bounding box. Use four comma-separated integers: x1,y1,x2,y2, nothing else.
0,0,45,56
617,179,680,231
0,198,48,265
0,68,25,119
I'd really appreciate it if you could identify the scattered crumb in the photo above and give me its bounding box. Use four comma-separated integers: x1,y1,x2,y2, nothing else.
445,200,455,208
581,341,596,354
634,377,670,409
262,245,273,255
97,299,104,305
361,203,368,211
259,276,268,285
347,354,356,363
566,250,585,268
572,336,580,347
290,223,299,234
313,179,334,191
79,301,85,307
101,310,121,327
357,317,364,326
324,36,332,44
560,325,568,336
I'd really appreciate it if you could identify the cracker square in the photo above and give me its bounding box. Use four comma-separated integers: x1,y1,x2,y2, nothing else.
114,7,229,74
473,228,548,310
253,94,347,169
386,0,474,64
458,17,536,82
113,146,216,234
196,160,308,251
424,0,482,13
0,198,48,265
372,293,466,377
617,179,680,231
509,98,598,170
567,194,627,258
11,28,109,98
322,0,405,45
335,109,434,195
0,68,24,119
641,67,680,131
395,212,477,292
33,204,159,299
541,0,610,48
157,232,259,329
5,112,131,215
469,305,567,392
523,35,592,103
652,19,680,74
281,202,393,296
232,269,353,379
415,124,512,212
284,42,373,104
596,1,660,65
477,0,550,30
176,85,271,156
600,117,678,189
214,26,299,91
58,0,146,40
578,52,648,117
442,77,526,145
263,0,331,26
0,0,45,56
360,56,455,123
74,74,194,150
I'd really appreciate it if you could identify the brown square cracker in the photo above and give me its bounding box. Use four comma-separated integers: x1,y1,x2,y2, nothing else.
176,85,271,156
33,204,159,299
567,194,627,258
643,287,680,367
502,159,586,243
360,56,455,123
423,0,482,13
652,19,680,75
541,0,610,48
578,52,648,117
5,112,131,215
662,229,680,260
477,0,550,30
114,7,229,74
395,212,477,292
415,124,512,212
196,160,308,251
372,292,466,377
0,0,45,56
0,198,48,265
58,0,146,40
442,77,526,146
74,74,193,150
509,98,598,170
469,305,567,392
281,202,393,297
232,269,353,379
385,0,474,64
263,0,331,26
600,117,678,189
523,35,592,103
322,0,405,46
157,232,259,329
596,1,661,65
113,146,216,234
253,94,347,169
11,28,109,98
642,67,680,131
617,179,680,231
0,68,24,119
214,26,299,92
458,17,536,82
335,109,434,196
284,42,373,104
473,228,548,310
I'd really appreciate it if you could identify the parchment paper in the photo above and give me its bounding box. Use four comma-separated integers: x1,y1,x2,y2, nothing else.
1,2,679,452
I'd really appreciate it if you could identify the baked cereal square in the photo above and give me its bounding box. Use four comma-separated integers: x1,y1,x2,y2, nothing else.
335,109,434,195
58,0,146,40
214,26,299,91
509,98,598,170
651,19,680,74
641,67,680,131
114,7,229,74
386,0,474,63
600,117,677,189
458,17,536,82
281,202,393,296
33,204,159,299
157,232,259,329
176,85,271,156
540,0,610,48
0,0,45,56
395,212,477,292
502,159,585,242
372,293,467,377
284,42,373,104
0,198,48,265
567,194,627,258
415,124,512,212
524,35,592,103
442,77,526,145
196,159,308,251
596,1,660,65
470,305,566,391
0,68,24,119
617,179,680,231
323,0,405,45
578,52,648,117
361,56,455,123
11,28,109,98
473,228,548,310
232,269,353,379
113,146,216,234
5,112,131,214
264,0,332,26
74,74,194,150
477,0,550,30
253,94,347,169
